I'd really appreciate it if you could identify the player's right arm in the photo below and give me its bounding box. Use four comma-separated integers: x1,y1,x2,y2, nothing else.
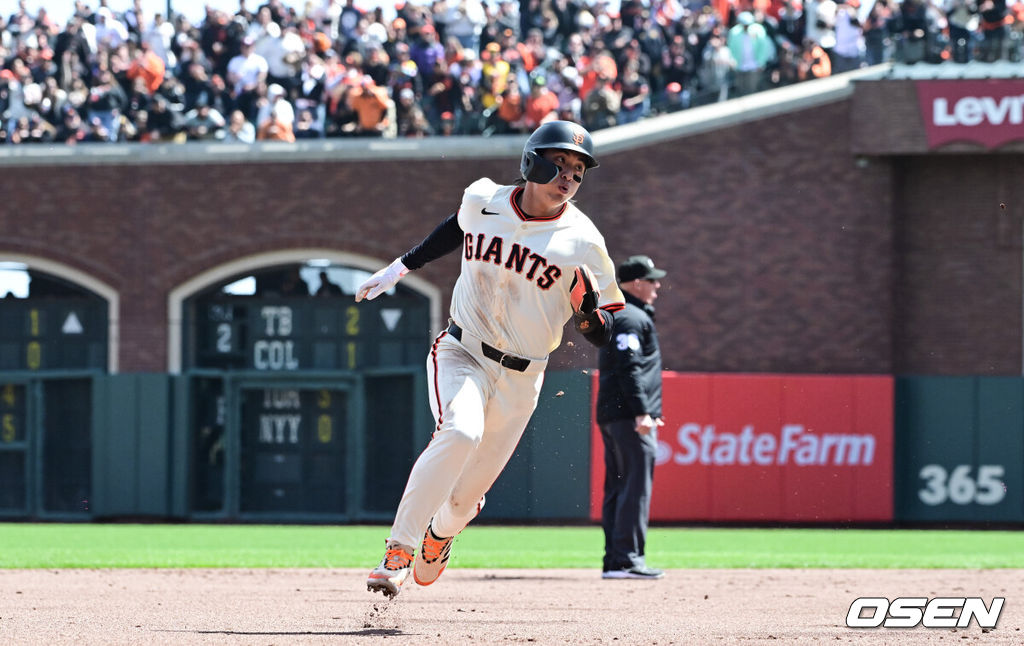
356,179,497,302
401,212,463,270
355,212,463,302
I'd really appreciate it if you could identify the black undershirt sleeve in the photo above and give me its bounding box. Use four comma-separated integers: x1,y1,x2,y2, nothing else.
579,308,615,347
400,212,464,270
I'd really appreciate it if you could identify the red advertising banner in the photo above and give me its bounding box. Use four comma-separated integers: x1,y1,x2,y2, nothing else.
915,80,1024,149
589,373,894,522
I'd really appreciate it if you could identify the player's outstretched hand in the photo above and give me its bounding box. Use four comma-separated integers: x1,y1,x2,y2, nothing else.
355,258,409,302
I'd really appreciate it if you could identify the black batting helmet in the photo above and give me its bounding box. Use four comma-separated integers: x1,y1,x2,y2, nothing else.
520,120,599,183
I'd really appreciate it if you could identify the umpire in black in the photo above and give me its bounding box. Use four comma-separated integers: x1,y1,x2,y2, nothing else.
597,255,666,580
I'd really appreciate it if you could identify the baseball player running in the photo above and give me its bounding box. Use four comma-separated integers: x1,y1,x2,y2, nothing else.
356,121,624,599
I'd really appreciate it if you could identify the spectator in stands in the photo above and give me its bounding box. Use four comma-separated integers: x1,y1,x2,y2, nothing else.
336,0,365,47
776,0,808,54
36,76,69,127
363,45,391,87
53,105,85,144
544,58,582,122
85,69,126,141
479,41,512,110
2,58,36,134
293,106,321,138
895,0,933,63
523,73,559,129
517,27,550,74
727,12,776,96
441,0,488,51
978,0,1009,61
0,0,1008,150
797,36,833,79
226,36,267,121
53,17,90,89
617,60,650,124
123,0,145,43
422,58,461,130
198,8,237,78
661,32,696,102
454,82,487,134
183,101,226,140
264,24,307,95
395,85,419,134
410,23,445,82
347,74,390,136
256,82,295,141
146,94,184,141
831,0,865,73
219,108,255,142
126,41,167,96
863,0,895,66
1011,3,1024,61
581,69,621,130
661,81,688,113
7,113,55,143
95,6,129,51
946,0,978,64
488,82,527,133
143,13,176,69
82,114,111,142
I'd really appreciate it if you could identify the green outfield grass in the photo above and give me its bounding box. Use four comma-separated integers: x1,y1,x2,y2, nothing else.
1,524,1023,569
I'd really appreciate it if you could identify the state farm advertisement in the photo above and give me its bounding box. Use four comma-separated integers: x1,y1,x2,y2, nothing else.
589,373,894,522
916,80,1024,149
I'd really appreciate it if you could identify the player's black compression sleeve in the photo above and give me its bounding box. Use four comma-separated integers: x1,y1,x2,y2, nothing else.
401,212,463,270
579,308,614,347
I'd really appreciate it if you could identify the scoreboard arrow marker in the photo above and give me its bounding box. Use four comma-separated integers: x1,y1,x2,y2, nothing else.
62,312,84,334
380,309,403,332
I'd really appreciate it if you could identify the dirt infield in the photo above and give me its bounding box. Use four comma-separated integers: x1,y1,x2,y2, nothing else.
2,568,1022,645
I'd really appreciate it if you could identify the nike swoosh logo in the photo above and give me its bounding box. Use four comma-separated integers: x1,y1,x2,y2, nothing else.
481,208,499,215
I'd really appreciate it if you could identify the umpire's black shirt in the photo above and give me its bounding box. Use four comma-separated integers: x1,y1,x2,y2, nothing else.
596,291,663,424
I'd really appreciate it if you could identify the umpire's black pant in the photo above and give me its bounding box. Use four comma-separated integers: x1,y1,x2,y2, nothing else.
599,418,657,571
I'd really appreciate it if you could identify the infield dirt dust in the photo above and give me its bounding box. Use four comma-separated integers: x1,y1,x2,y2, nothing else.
1,568,1022,644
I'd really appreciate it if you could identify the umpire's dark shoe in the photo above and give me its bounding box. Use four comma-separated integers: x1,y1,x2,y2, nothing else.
602,565,665,580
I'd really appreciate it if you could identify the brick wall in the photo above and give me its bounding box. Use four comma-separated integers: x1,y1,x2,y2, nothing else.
2,79,1021,375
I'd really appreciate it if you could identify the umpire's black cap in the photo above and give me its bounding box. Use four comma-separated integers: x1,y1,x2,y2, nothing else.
618,255,667,282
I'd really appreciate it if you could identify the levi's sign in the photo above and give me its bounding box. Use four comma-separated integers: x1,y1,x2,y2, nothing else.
916,80,1024,149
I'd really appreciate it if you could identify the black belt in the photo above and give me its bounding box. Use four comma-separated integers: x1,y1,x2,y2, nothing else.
446,322,531,372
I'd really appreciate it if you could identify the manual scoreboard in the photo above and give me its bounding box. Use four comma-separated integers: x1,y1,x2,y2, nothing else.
188,291,430,371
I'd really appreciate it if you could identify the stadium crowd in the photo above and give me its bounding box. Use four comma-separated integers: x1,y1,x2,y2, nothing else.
1,0,1023,144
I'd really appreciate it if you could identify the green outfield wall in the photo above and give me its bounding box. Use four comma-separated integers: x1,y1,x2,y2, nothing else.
1,372,1022,524
894,377,1024,523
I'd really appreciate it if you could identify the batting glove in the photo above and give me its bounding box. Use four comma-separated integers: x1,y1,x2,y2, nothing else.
355,258,409,302
570,265,605,333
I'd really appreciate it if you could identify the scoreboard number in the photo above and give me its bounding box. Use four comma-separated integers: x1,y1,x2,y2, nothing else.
2,413,15,443
216,323,232,353
345,306,359,335
26,341,41,370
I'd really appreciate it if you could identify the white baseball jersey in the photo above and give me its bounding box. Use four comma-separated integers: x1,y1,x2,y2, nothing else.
450,178,624,359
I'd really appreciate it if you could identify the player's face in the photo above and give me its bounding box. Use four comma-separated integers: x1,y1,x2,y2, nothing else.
541,149,586,201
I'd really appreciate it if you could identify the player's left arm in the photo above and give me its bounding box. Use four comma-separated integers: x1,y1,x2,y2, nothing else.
570,244,624,347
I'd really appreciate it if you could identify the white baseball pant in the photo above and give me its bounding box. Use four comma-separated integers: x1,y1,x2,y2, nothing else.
387,326,546,547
